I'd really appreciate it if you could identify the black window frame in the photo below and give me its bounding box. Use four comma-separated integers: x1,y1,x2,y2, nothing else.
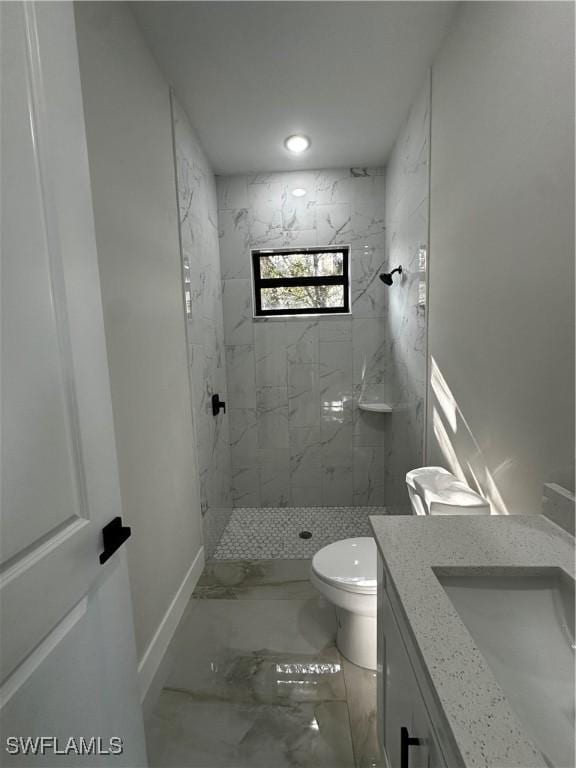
252,246,351,317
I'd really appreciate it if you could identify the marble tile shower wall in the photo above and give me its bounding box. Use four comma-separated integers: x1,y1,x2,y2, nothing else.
383,77,430,509
217,169,388,508
172,98,233,539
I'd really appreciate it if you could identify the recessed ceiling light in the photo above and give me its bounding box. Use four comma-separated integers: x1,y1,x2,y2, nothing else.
291,188,307,197
284,134,310,154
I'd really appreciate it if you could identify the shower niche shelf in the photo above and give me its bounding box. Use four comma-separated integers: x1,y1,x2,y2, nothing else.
357,401,393,413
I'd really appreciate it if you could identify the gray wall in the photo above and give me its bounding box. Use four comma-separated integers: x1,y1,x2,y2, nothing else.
171,96,233,553
217,169,388,507
75,2,204,659
427,1,575,514
383,77,430,510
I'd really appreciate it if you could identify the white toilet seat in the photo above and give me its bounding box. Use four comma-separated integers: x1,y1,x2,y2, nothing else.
311,537,377,594
311,569,376,616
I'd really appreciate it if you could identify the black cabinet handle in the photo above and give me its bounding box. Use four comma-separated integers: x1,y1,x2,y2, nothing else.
400,726,420,768
99,516,131,564
211,393,226,416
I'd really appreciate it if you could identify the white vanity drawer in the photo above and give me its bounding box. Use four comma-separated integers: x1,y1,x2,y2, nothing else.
378,558,447,768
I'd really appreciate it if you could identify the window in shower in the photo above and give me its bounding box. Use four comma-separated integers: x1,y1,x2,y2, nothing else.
252,246,350,316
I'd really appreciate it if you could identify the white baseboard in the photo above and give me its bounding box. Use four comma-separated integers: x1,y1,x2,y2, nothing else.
138,545,205,711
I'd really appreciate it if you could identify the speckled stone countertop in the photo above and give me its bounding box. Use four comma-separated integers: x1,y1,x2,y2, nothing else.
369,514,575,768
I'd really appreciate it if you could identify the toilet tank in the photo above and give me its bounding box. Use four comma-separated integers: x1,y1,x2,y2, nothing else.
406,467,491,515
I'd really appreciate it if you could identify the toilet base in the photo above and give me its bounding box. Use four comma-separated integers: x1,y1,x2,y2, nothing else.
335,607,377,670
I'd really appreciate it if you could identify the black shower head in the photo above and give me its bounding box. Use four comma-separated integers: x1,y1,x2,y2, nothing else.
379,266,403,286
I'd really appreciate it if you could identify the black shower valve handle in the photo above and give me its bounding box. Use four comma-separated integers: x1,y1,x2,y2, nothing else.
212,393,226,416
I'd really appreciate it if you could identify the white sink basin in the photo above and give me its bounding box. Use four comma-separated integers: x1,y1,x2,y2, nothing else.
435,567,575,768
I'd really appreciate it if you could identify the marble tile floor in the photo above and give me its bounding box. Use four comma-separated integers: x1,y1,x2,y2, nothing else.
146,559,385,768
213,507,386,559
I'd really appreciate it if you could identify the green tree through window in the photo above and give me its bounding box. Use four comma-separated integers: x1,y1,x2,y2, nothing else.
253,247,350,316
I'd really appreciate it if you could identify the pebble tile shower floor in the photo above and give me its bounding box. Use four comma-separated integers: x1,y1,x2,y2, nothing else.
213,506,386,559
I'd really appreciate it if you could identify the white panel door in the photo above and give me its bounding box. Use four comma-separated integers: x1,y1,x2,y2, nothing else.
0,2,146,763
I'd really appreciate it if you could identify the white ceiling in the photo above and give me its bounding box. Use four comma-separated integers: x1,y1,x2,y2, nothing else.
133,1,457,175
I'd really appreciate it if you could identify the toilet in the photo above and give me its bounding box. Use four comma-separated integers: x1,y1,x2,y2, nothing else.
311,466,490,670
311,537,377,669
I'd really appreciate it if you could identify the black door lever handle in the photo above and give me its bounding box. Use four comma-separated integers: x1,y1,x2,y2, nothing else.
99,516,131,564
212,393,226,416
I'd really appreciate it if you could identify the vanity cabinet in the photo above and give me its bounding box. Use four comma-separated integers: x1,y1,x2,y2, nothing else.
378,557,447,768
